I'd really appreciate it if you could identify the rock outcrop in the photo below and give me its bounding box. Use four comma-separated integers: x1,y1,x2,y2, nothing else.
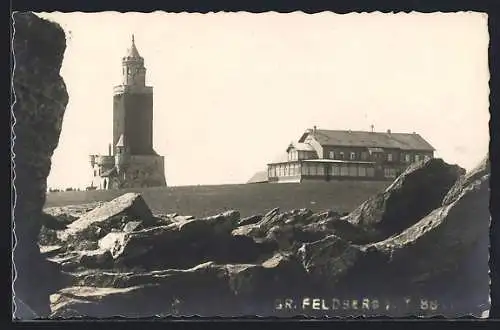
299,156,490,316
37,157,490,318
343,158,465,240
12,12,69,318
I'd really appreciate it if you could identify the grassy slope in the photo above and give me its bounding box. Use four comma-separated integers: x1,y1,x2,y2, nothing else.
44,181,389,218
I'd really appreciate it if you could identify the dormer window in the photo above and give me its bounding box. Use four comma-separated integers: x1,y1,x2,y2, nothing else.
339,152,345,160
329,151,335,159
350,152,356,160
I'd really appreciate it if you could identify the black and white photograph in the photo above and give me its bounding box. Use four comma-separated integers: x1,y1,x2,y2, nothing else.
11,10,491,319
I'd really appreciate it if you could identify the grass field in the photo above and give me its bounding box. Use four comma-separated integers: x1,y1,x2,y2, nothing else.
44,181,390,218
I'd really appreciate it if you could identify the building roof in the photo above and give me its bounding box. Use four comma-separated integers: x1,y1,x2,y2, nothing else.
269,152,290,164
299,129,435,151
116,134,125,147
247,170,268,184
126,34,141,58
286,142,315,152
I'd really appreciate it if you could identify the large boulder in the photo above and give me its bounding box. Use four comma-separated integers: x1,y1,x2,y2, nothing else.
298,156,490,317
12,12,69,318
58,193,155,243
97,211,276,270
343,158,464,239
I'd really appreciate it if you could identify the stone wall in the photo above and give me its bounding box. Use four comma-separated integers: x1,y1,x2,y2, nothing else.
110,155,166,189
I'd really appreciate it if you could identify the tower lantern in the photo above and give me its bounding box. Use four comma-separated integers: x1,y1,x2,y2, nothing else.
121,34,146,87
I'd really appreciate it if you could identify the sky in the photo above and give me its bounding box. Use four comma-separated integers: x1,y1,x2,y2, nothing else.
34,11,490,189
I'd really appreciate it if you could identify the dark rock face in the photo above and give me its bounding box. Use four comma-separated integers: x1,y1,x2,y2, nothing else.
343,158,465,239
238,214,262,226
12,12,69,318
52,254,311,318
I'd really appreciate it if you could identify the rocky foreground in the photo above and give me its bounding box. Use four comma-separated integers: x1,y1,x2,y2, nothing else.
39,157,491,318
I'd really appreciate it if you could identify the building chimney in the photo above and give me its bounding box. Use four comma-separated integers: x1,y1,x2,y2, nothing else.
387,129,391,134
313,125,317,135
370,124,374,133
108,143,112,156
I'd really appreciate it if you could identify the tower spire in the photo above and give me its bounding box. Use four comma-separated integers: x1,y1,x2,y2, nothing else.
126,33,141,58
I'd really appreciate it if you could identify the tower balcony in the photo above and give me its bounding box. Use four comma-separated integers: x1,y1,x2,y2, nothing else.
113,85,153,95
94,155,115,166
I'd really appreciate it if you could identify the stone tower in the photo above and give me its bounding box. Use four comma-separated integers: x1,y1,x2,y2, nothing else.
113,34,154,155
89,35,167,189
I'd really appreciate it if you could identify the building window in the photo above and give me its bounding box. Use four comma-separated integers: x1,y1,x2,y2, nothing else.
384,168,397,179
358,166,366,177
317,165,325,176
350,152,356,160
310,165,317,176
331,165,340,176
387,153,393,162
302,164,308,175
349,166,357,176
340,166,349,176
329,151,335,159
367,167,375,177
415,154,420,162
424,154,430,161
405,154,411,163
339,152,345,160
